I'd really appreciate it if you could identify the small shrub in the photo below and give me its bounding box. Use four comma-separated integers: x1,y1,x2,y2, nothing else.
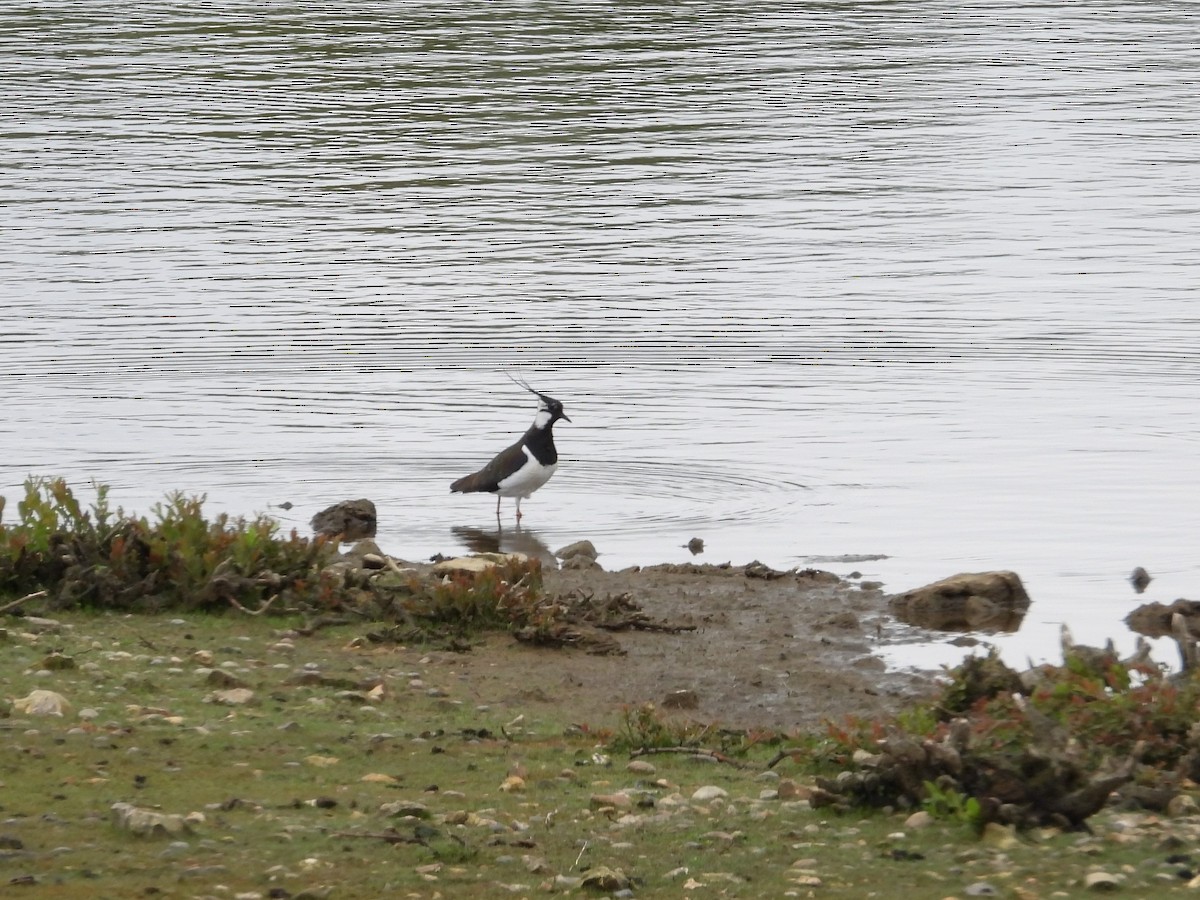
0,478,339,613
606,702,727,755
789,649,1200,830
396,556,544,637
922,779,984,831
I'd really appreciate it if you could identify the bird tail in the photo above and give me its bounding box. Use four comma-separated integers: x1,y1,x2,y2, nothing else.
450,473,492,493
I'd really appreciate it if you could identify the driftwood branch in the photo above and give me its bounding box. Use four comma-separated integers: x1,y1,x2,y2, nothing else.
630,746,748,768
329,829,426,846
0,590,48,615
765,748,806,769
295,614,356,636
228,593,280,617
595,618,697,634
134,632,159,652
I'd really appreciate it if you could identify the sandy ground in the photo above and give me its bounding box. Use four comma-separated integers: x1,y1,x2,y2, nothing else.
420,561,939,732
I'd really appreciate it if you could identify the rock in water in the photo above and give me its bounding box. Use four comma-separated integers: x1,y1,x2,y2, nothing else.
310,499,377,540
888,571,1031,632
555,540,597,561
1129,566,1152,593
1126,598,1200,638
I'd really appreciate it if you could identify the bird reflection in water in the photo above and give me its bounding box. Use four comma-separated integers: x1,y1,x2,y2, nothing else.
449,524,557,567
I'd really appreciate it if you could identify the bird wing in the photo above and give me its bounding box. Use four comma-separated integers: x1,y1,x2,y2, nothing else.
450,438,526,494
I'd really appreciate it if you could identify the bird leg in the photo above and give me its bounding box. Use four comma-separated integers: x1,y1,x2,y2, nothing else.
495,496,502,521
515,498,523,522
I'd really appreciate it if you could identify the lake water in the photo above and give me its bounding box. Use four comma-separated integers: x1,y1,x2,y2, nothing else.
3,1,1199,671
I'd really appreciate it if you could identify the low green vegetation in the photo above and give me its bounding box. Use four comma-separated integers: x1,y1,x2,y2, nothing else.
799,648,1200,833
4,614,1200,899
0,478,338,614
0,478,547,639
3,479,1200,897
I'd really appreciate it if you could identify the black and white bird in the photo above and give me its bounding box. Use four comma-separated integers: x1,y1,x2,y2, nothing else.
450,378,570,522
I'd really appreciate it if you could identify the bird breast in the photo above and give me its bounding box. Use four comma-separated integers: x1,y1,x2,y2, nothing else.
495,447,558,498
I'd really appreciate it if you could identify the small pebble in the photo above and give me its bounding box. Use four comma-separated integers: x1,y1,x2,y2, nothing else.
777,779,807,800
965,882,999,896
1084,871,1120,892
590,792,633,809
159,841,191,859
904,811,934,829
1168,794,1198,817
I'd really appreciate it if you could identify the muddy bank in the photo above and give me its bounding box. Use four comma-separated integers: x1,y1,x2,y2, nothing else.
422,560,938,732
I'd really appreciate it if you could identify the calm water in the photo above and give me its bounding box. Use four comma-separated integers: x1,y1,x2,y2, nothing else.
3,2,1199,670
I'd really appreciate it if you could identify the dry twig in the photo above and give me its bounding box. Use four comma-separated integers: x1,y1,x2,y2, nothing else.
766,748,805,769
228,593,280,616
0,590,48,615
630,746,748,768
329,829,426,846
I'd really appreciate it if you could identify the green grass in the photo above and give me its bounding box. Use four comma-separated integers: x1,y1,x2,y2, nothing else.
3,613,1199,899
4,479,1200,896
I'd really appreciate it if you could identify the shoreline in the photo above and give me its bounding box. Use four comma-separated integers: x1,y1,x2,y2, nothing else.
467,556,940,731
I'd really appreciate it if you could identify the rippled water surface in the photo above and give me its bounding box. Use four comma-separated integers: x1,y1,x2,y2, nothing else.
3,1,1199,667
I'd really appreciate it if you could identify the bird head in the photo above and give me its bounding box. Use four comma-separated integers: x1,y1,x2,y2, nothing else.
509,375,571,426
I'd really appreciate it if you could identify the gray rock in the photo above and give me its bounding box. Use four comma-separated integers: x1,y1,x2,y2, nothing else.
379,800,431,819
580,866,630,892
432,553,527,576
1084,871,1120,892
562,554,601,570
311,499,377,540
111,802,192,838
904,810,933,829
965,884,999,896
159,841,191,859
1129,566,1152,593
340,538,388,562
662,689,699,710
179,865,230,879
204,669,248,689
889,571,1031,633
22,617,66,634
1127,598,1200,639
555,540,597,561
204,688,255,706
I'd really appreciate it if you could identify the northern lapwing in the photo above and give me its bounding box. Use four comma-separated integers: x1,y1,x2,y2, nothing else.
450,378,570,522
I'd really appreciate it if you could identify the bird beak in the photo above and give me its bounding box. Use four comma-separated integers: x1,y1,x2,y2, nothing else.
560,412,572,423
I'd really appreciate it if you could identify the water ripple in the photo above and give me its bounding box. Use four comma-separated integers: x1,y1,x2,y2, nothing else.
3,1,1200,668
